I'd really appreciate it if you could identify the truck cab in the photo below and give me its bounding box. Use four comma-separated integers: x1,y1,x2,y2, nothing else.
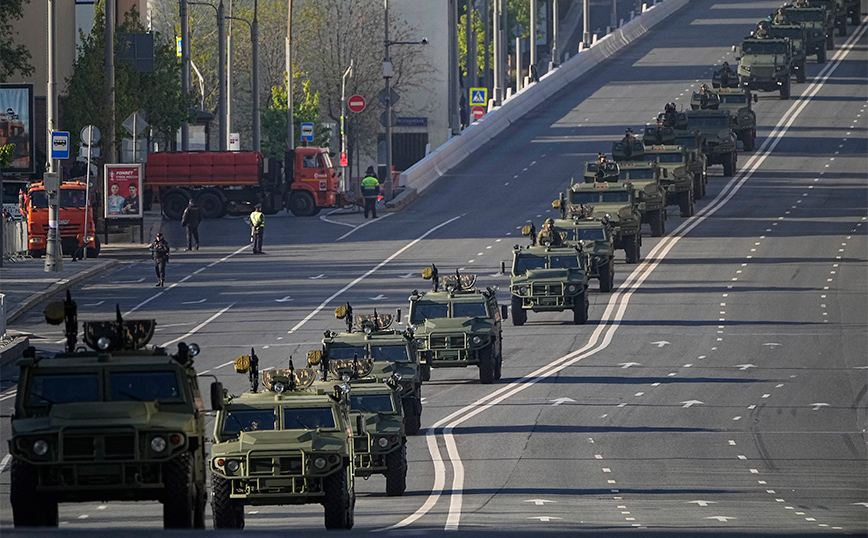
19,181,99,258
285,147,341,216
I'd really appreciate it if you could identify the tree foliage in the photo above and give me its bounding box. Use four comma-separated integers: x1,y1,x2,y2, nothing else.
0,143,16,168
261,75,329,158
0,0,34,80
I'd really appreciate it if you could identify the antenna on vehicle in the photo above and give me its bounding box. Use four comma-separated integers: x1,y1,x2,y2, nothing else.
288,357,297,391
249,348,259,392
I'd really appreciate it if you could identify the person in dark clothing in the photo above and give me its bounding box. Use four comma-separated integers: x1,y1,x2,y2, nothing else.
181,199,202,250
361,167,380,219
150,233,170,287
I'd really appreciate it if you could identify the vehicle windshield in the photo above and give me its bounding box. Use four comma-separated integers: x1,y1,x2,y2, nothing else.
513,254,546,275
549,255,580,269
742,42,789,55
350,394,395,414
410,301,449,323
687,117,728,129
328,346,367,360
223,408,277,432
26,373,100,405
371,345,410,362
601,191,630,203
452,302,488,318
784,10,823,22
283,407,336,429
575,228,606,241
645,152,683,163
622,169,655,180
29,189,88,209
109,371,182,402
720,94,747,104
674,136,698,148
771,28,802,39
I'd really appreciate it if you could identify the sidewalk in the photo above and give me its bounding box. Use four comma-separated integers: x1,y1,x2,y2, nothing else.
0,208,163,364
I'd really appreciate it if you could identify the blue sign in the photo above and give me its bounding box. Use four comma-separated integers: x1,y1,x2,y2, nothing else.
469,88,488,106
51,131,70,160
176,37,182,57
300,122,314,142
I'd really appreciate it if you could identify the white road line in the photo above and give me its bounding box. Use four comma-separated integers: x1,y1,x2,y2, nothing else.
287,215,462,334
401,23,868,532
0,454,11,473
160,303,235,347
0,390,17,402
335,212,395,241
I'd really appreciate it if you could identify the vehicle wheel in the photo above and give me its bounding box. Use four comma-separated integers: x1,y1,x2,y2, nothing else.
679,190,695,218
323,466,354,529
11,460,58,527
161,190,189,220
478,346,496,384
624,233,639,263
572,291,589,325
196,191,224,219
86,236,101,259
163,453,195,528
837,21,846,37
826,34,834,50
211,475,245,529
650,209,665,237
817,46,826,64
384,444,407,497
193,484,206,529
598,260,614,292
402,398,421,435
722,153,734,177
511,295,526,326
797,62,806,83
421,363,431,382
780,77,790,100
288,191,317,217
743,131,755,152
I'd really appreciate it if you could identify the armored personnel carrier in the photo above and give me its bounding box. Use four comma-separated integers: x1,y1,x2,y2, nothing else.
715,88,758,151
768,23,809,82
320,306,423,434
782,5,832,62
612,140,667,237
806,0,847,36
683,109,738,177
9,292,208,528
209,356,356,529
506,223,590,325
408,266,507,384
734,32,793,99
643,143,706,217
553,211,616,292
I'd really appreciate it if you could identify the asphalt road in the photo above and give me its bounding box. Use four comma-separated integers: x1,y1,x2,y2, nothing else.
1,0,866,535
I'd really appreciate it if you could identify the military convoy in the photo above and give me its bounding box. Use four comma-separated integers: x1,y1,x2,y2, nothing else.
555,214,616,292
612,141,667,236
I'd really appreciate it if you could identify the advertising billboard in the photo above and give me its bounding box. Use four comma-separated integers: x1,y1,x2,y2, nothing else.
104,163,143,218
0,84,35,174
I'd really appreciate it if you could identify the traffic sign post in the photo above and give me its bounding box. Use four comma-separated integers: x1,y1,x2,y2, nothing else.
51,131,70,160
348,95,366,113
300,122,314,143
469,87,488,107
471,106,486,122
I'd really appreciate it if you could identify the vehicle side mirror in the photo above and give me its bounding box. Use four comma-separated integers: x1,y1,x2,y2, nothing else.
500,261,506,274
501,304,509,320
753,94,758,103
210,381,224,411
395,308,402,324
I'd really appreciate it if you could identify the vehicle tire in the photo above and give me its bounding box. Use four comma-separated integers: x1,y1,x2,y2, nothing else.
817,46,826,64
11,460,58,527
196,191,224,219
193,484,206,529
650,209,665,237
743,131,755,152
402,398,421,435
86,236,101,259
780,78,790,100
384,444,407,497
598,260,614,292
288,191,317,217
163,453,195,528
323,466,354,529
679,190,695,218
478,346,495,384
826,34,834,50
161,190,189,220
572,291,589,325
421,363,431,382
495,353,503,380
511,295,526,326
211,475,245,529
623,233,639,264
722,152,734,177
851,12,859,25
797,62,806,83
837,21,846,37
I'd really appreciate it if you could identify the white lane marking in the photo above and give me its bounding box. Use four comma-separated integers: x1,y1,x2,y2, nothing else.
287,215,462,334
0,454,11,473
335,212,395,241
160,303,235,347
182,298,207,305
319,209,357,228
0,391,17,402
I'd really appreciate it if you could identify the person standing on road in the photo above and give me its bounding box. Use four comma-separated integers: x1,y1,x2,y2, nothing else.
250,204,265,254
149,232,170,287
181,199,201,251
361,167,380,219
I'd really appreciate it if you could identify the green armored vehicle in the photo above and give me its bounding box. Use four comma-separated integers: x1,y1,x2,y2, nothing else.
506,223,590,325
9,293,208,528
557,177,642,262
582,154,621,183
612,140,667,237
210,356,356,529
782,5,832,62
409,266,507,384
841,0,860,25
643,142,706,216
683,109,738,177
733,32,793,99
768,23,809,82
715,87,758,151
553,210,616,292
806,0,847,36
320,306,423,435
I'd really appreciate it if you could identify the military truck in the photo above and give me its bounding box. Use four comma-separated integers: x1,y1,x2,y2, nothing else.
768,23,809,82
408,266,507,384
612,140,667,237
682,109,738,177
692,87,758,151
557,178,642,262
807,0,848,36
320,306,423,435
9,292,208,528
842,0,860,25
643,123,702,216
209,355,356,529
315,358,407,496
733,35,793,99
505,224,590,325
553,211,616,292
782,5,832,62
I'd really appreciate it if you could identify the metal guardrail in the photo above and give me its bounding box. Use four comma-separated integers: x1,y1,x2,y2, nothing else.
2,220,28,259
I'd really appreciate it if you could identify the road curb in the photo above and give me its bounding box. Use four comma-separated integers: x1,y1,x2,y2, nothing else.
385,187,418,211
5,259,121,325
1,335,30,367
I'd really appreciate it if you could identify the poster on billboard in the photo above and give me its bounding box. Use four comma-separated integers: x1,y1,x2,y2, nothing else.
0,84,35,174
104,164,143,218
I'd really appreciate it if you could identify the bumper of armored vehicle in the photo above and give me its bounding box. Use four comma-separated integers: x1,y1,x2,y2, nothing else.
510,279,585,313
418,332,494,367
739,69,788,93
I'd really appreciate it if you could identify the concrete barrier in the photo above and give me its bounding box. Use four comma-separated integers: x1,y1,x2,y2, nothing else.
400,0,690,195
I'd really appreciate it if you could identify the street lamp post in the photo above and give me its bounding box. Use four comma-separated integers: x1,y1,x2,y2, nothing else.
188,0,227,151
225,11,258,152
286,0,294,152
340,60,353,198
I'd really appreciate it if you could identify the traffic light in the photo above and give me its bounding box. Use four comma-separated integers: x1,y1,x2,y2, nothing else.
340,152,348,167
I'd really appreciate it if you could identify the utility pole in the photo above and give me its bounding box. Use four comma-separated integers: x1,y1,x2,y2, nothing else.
583,0,590,48
227,0,233,145
492,0,501,103
218,1,226,150
286,0,294,152
551,0,559,67
180,0,189,150
340,60,353,197
529,0,536,78
252,0,260,152
611,0,618,30
448,0,460,135
482,0,490,93
383,0,393,199
466,0,476,89
45,0,62,272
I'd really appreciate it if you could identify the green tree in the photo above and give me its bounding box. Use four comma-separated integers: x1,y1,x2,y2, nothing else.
261,76,329,158
0,0,34,80
0,143,15,168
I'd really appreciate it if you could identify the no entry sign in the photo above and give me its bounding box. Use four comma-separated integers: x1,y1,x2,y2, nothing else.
348,95,366,113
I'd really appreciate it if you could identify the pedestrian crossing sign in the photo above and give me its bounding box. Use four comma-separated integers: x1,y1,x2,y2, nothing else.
469,88,488,106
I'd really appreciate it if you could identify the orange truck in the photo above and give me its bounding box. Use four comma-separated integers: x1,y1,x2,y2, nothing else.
144,147,342,219
19,180,99,258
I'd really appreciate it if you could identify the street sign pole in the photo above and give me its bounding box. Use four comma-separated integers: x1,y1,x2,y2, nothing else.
340,60,353,198
46,0,62,272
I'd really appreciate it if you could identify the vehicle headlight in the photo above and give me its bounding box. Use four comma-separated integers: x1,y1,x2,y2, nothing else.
377,437,390,448
401,381,414,392
97,336,112,350
32,439,49,456
471,336,482,345
314,457,327,469
518,286,527,295
150,436,167,453
393,372,403,381
272,381,286,393
567,284,577,293
226,460,240,472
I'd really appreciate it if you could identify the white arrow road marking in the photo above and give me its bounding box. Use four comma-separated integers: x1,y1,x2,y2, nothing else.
111,278,145,284
528,516,561,522
651,341,670,347
735,364,756,370
83,301,105,306
161,303,235,347
687,500,717,507
0,454,11,473
619,362,641,369
550,398,576,406
181,298,207,305
398,272,415,279
705,516,736,522
852,502,868,508
763,342,782,347
811,402,830,411
309,274,326,280
275,296,293,302
371,294,386,301
681,400,704,408
525,499,556,506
